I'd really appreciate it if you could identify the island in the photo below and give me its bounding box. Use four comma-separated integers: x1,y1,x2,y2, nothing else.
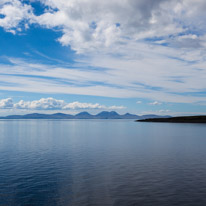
137,116,206,123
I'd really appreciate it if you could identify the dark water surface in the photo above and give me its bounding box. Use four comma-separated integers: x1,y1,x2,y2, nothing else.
0,120,206,206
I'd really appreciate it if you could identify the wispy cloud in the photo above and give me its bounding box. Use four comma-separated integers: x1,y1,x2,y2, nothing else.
149,101,162,105
0,55,206,103
159,109,170,113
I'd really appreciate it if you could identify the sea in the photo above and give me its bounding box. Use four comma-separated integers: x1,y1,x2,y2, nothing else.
0,119,206,206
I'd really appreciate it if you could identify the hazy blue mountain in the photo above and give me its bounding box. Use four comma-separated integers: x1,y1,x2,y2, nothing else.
1,115,23,119
75,112,93,119
0,112,171,119
139,114,171,120
0,113,72,119
95,111,121,119
50,113,73,119
23,113,51,119
121,113,140,119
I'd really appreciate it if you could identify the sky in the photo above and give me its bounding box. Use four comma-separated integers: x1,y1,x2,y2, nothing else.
0,0,206,116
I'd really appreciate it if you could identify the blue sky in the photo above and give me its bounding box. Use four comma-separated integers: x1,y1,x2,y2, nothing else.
0,0,206,116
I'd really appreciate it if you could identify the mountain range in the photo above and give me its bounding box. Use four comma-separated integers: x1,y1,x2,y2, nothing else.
0,111,171,120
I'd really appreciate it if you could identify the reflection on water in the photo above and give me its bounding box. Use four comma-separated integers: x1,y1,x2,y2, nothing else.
0,120,206,206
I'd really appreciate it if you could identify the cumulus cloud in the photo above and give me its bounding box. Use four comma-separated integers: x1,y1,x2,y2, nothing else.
64,102,125,110
149,101,162,105
31,0,185,52
1,0,206,51
136,101,142,104
63,102,103,110
14,98,65,110
0,97,125,110
0,0,33,34
0,98,13,109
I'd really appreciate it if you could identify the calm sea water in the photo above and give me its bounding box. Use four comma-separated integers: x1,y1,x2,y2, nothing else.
0,120,206,206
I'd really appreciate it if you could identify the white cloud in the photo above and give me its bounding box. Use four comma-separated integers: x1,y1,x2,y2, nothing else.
159,109,170,113
63,101,124,110
14,98,65,110
0,0,33,34
136,101,142,104
0,55,206,104
33,0,183,52
0,1,206,104
0,98,13,108
1,0,206,51
0,97,125,110
149,101,162,105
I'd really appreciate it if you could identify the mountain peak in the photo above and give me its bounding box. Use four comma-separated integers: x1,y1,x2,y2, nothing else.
96,111,120,119
75,112,91,116
97,111,119,115
75,112,92,119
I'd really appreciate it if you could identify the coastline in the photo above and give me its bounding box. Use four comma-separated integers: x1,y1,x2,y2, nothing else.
137,116,206,123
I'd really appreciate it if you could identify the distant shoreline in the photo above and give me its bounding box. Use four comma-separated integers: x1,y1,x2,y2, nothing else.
0,111,170,120
137,116,206,123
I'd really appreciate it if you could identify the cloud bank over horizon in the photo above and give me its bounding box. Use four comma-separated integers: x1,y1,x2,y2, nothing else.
0,97,125,110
